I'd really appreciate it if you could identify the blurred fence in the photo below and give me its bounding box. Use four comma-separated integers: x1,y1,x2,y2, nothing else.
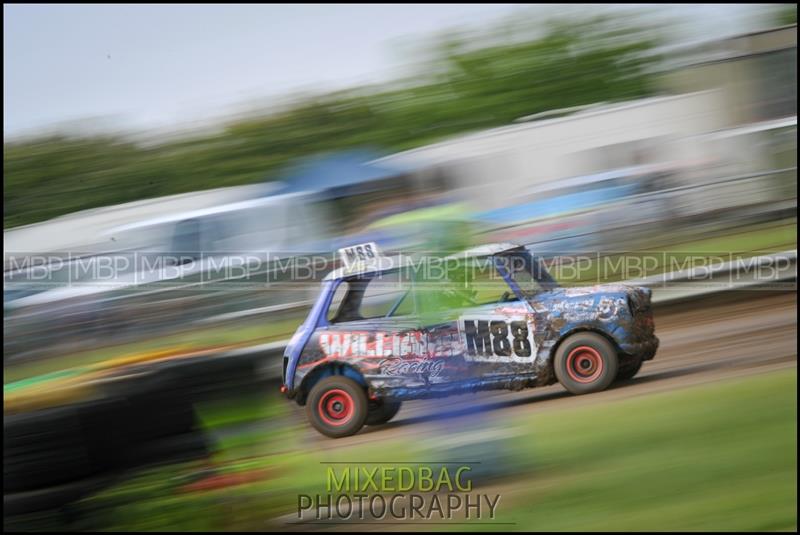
3,163,797,369
482,166,797,252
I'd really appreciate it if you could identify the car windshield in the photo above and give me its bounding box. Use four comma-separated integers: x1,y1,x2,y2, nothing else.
413,250,557,319
496,249,559,298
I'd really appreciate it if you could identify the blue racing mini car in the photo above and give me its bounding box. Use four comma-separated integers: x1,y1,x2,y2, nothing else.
282,242,658,437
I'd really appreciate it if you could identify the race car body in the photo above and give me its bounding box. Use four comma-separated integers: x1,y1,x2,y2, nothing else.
282,242,658,437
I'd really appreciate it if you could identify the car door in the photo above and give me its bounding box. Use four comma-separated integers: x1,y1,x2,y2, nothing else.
320,269,465,390
446,255,539,382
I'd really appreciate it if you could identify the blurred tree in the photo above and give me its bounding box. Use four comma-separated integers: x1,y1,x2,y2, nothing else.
773,4,797,26
4,15,664,229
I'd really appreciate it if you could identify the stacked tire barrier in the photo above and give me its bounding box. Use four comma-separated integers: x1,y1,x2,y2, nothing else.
4,346,271,518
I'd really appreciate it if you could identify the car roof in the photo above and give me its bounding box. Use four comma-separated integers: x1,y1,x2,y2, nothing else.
322,242,523,281
446,242,524,260
323,255,414,282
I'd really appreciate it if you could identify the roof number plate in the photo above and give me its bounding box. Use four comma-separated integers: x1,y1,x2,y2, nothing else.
338,242,380,270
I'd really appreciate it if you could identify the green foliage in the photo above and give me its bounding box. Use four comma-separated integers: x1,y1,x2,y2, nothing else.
498,369,797,531
4,15,664,229
774,4,797,26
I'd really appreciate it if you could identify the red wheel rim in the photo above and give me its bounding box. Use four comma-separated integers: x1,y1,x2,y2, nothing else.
317,389,354,426
566,346,604,383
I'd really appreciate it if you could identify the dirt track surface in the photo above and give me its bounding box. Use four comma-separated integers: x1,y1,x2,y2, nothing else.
302,291,797,449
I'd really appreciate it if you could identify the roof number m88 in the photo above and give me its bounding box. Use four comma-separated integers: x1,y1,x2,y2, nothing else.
338,242,379,269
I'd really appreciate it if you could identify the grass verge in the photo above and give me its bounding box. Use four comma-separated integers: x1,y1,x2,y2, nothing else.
54,368,798,531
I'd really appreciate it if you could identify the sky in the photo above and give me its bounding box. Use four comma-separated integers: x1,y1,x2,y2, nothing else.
3,4,775,138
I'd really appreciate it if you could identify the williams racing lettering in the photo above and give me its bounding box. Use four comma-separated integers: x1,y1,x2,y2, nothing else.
318,331,461,359
380,356,445,378
458,315,537,363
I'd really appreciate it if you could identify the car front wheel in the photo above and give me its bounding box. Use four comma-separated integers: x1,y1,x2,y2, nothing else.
554,332,619,395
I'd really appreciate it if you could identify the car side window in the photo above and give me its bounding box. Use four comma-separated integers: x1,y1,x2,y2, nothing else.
388,288,414,317
326,281,351,322
361,270,411,318
415,257,506,313
468,258,513,304
328,270,412,323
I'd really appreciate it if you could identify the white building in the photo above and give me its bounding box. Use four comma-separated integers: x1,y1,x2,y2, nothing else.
377,91,730,211
3,183,272,262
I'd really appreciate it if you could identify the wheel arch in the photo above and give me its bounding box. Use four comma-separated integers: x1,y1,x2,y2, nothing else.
296,361,367,406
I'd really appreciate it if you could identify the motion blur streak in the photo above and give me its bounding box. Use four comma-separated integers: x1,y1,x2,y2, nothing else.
2,4,797,532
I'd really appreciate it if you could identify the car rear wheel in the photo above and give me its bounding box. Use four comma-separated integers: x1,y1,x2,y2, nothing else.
305,376,368,438
554,332,618,395
365,399,402,426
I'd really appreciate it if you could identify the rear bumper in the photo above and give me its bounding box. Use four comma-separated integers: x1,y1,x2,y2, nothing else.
619,335,659,361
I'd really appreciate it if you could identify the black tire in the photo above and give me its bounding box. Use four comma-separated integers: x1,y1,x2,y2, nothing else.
365,399,402,426
554,332,618,395
4,371,204,495
4,406,95,493
616,357,643,382
121,431,212,469
305,376,368,438
4,472,116,517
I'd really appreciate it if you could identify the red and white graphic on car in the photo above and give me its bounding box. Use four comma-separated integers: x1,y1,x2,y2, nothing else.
318,331,461,359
